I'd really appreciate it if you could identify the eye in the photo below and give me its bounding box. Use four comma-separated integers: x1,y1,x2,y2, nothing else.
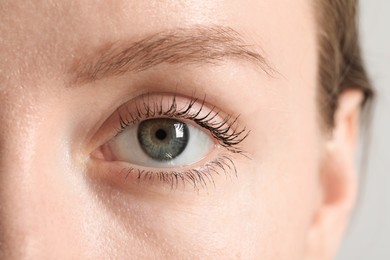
90,93,249,191
103,117,214,168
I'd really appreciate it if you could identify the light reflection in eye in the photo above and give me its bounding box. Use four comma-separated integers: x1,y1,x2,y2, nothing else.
174,123,184,138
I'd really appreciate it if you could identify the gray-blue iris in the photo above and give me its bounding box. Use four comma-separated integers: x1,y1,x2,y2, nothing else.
137,118,189,161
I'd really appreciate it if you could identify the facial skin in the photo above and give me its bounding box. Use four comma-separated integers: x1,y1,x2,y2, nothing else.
0,0,363,259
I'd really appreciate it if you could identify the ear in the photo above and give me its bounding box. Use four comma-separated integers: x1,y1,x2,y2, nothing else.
305,89,364,260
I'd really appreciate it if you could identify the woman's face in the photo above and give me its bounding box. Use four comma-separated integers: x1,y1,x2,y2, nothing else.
0,0,361,259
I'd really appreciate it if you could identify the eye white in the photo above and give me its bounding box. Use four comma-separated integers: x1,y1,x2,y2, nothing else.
107,119,214,168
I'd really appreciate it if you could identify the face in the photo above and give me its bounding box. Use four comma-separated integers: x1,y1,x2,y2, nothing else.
0,0,362,259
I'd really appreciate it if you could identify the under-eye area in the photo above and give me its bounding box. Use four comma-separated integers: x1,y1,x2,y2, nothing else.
90,93,249,192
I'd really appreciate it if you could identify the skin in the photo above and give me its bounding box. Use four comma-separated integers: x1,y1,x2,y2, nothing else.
0,0,363,259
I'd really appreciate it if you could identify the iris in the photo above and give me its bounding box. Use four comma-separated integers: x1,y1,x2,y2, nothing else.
137,118,189,161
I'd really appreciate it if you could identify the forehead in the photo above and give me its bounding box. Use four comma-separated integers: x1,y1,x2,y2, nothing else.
0,0,316,89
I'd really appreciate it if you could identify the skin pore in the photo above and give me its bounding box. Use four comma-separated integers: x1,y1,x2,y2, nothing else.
0,0,363,259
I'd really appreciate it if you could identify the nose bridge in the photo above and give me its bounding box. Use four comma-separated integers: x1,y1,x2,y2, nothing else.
0,91,46,257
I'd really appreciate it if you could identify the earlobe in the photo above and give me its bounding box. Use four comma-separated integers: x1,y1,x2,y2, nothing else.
305,89,364,259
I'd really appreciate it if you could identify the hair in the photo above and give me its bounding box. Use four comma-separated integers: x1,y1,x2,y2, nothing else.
315,0,374,128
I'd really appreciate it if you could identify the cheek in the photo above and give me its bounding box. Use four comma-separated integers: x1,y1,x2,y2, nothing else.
83,129,321,260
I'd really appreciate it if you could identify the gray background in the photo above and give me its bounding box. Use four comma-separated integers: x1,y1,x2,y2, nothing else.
337,0,390,259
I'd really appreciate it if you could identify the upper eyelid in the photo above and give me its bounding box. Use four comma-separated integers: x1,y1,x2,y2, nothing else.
85,92,249,157
115,93,249,154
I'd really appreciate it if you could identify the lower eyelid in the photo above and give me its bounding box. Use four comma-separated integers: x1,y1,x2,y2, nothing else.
89,152,238,193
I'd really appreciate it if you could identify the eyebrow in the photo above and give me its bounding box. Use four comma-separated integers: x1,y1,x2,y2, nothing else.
69,26,274,84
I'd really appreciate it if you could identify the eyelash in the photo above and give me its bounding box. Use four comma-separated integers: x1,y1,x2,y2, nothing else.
111,93,249,191
117,155,237,191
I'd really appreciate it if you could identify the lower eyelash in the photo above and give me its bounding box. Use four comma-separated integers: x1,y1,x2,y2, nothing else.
117,155,237,191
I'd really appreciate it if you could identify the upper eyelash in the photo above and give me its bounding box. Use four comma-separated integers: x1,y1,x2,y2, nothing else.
116,93,249,154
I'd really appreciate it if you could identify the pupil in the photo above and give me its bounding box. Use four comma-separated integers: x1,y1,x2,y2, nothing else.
155,129,167,140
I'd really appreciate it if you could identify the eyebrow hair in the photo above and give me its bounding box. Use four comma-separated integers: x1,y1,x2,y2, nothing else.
70,26,274,84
